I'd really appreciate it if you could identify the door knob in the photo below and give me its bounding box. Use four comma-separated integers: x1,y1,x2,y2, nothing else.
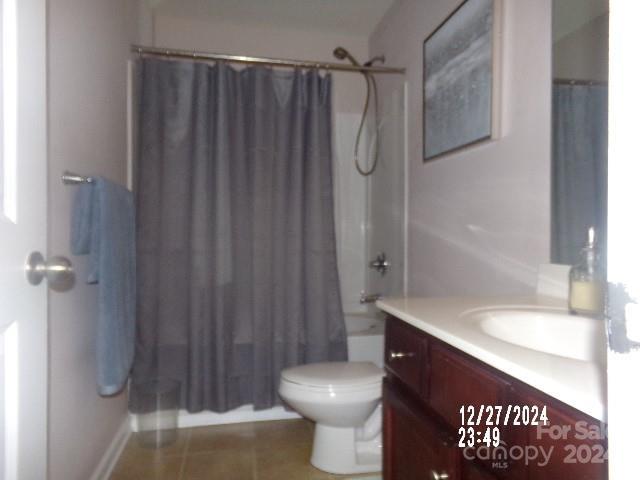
26,251,75,292
430,471,449,480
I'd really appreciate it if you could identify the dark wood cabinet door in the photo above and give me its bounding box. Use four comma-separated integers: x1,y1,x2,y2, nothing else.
429,341,510,428
384,379,460,480
385,318,427,395
429,341,517,477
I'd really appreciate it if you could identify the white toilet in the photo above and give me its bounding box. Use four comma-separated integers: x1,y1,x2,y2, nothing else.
278,361,384,475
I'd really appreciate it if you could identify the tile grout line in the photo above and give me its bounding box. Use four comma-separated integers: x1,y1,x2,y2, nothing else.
177,427,192,480
251,444,259,480
250,422,258,480
113,418,340,479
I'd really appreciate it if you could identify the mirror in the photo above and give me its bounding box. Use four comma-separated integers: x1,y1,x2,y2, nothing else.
551,0,609,268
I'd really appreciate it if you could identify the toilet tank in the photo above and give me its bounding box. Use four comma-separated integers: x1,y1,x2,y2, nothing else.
345,312,385,367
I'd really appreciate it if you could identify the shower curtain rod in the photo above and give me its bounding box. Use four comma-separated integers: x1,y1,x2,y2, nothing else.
554,78,608,86
131,45,406,74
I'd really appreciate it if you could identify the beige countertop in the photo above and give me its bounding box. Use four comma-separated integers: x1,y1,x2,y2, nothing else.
376,295,607,422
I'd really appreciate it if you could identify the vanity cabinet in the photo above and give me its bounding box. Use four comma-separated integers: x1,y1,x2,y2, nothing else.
383,316,607,480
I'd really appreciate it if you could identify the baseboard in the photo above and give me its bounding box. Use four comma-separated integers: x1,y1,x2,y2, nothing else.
130,405,301,432
89,417,131,480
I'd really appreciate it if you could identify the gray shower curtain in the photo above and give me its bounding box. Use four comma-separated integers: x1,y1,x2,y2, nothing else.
132,58,347,413
551,83,608,265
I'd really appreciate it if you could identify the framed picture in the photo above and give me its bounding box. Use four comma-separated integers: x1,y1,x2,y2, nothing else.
423,0,501,161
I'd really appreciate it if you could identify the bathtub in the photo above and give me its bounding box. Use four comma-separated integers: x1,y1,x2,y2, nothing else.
345,312,386,367
133,311,387,431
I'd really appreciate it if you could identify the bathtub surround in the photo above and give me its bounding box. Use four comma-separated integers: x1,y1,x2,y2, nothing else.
365,78,407,301
133,58,346,413
334,113,369,314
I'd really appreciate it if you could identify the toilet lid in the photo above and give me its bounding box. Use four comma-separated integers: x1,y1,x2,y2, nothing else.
281,361,384,388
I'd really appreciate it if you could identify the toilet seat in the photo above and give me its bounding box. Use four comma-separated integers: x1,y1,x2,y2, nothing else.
279,377,381,397
281,361,383,391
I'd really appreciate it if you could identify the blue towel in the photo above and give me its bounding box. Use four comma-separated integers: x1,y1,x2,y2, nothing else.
71,177,135,396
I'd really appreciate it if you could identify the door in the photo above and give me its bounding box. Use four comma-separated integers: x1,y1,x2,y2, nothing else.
0,0,48,478
607,1,640,479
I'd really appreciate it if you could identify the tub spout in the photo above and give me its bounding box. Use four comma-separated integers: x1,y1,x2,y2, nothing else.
360,292,382,304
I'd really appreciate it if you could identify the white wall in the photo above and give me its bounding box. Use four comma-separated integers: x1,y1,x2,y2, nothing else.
152,15,370,115
152,13,371,313
47,0,131,478
370,0,552,297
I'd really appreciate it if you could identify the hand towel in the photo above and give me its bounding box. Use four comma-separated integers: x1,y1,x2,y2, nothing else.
71,177,135,396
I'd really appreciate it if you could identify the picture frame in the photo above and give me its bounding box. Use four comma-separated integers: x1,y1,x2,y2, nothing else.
423,0,502,161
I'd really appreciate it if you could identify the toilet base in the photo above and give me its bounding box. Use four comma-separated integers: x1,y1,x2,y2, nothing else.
310,424,382,475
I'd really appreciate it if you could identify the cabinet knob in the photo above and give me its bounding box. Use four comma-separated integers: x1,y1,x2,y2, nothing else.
389,351,415,360
430,471,449,480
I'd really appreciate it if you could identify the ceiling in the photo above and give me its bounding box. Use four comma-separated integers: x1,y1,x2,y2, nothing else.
553,0,608,41
151,0,396,36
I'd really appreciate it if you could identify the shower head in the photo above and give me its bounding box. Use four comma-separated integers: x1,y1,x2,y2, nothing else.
332,46,360,66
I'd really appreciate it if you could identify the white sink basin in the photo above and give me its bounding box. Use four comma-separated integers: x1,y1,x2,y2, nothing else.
463,307,606,363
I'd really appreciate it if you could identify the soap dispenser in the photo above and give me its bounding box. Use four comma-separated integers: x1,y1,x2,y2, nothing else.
569,227,605,316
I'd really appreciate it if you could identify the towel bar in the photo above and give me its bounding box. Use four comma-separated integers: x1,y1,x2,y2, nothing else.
62,171,94,185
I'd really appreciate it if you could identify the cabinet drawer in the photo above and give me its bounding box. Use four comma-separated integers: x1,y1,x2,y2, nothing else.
429,341,510,429
384,318,426,395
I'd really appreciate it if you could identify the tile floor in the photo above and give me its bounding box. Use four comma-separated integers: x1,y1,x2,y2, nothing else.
110,419,381,480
